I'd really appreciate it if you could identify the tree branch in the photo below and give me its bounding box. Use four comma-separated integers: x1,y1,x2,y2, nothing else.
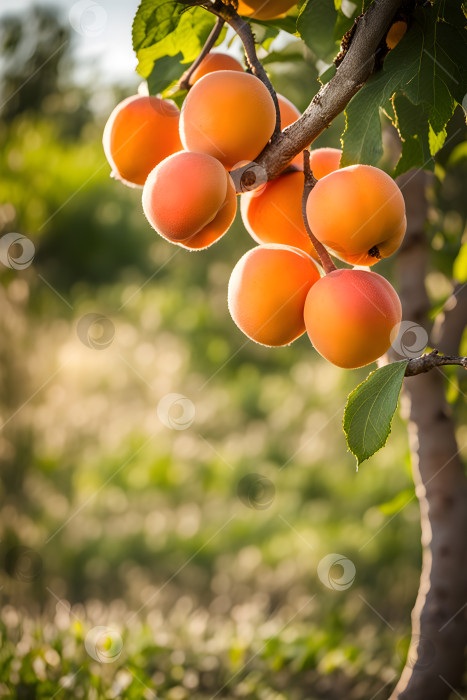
179,17,225,91
388,170,467,700
431,282,467,356
189,0,282,137
253,0,404,181
403,349,467,376
301,150,336,274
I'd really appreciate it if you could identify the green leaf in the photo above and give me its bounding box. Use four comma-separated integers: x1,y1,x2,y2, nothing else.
453,242,467,283
297,0,338,61
341,0,467,173
343,361,408,467
132,0,217,79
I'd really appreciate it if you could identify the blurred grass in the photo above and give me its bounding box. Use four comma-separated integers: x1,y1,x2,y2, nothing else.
0,49,466,700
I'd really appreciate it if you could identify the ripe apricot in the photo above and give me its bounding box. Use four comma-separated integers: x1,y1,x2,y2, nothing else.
103,95,182,187
179,71,276,170
237,0,297,19
142,151,237,250
241,170,318,259
277,94,304,169
228,244,321,346
386,21,407,50
189,52,243,85
308,147,342,179
306,164,406,266
304,269,402,368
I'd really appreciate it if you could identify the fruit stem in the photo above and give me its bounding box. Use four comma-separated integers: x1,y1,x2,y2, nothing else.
301,150,337,274
179,17,225,91
193,0,282,137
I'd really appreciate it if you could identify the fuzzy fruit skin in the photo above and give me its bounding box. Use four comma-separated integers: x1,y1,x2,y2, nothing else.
142,151,237,250
189,53,243,85
277,94,304,170
241,171,318,260
236,0,296,19
306,164,407,266
179,71,276,170
228,244,321,347
103,95,182,187
308,147,342,179
304,269,402,368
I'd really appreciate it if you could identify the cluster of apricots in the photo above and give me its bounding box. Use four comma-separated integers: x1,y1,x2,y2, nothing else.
103,46,406,370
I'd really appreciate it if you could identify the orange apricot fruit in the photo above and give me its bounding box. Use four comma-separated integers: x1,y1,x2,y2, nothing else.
240,170,318,259
237,0,297,19
189,52,243,85
386,21,407,50
103,95,182,187
304,268,402,368
142,151,237,250
228,244,321,346
308,147,342,179
306,164,406,266
179,71,276,170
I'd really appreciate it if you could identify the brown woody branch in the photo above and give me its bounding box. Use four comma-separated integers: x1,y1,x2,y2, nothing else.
301,150,336,274
179,17,225,91
251,0,404,183
403,349,467,376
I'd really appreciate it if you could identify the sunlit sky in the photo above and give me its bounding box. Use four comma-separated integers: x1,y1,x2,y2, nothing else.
1,0,142,84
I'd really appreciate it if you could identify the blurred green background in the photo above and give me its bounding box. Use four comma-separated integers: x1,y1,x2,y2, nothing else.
1,4,466,699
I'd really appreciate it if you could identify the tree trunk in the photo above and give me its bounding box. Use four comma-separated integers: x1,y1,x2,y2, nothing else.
389,171,467,699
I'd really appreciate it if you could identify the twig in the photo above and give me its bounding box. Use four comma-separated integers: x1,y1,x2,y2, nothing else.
404,349,467,377
189,0,282,137
179,17,225,91
301,150,337,274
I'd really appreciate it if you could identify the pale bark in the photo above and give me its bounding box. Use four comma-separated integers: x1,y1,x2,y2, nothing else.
389,171,467,699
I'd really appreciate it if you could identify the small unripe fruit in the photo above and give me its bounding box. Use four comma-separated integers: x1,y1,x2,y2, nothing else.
179,71,276,170
142,151,237,250
228,244,321,347
308,147,342,179
304,269,402,368
189,52,243,85
236,0,297,19
103,95,182,187
306,164,406,266
386,21,407,50
240,171,319,260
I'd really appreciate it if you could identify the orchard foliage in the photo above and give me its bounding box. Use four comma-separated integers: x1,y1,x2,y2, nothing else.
132,0,467,176
102,0,467,467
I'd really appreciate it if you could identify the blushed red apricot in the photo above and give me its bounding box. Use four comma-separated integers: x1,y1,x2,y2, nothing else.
179,71,276,170
304,268,402,368
306,164,407,266
237,0,297,19
228,244,321,346
103,95,182,187
189,53,243,85
308,147,342,179
241,170,319,260
142,151,237,250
